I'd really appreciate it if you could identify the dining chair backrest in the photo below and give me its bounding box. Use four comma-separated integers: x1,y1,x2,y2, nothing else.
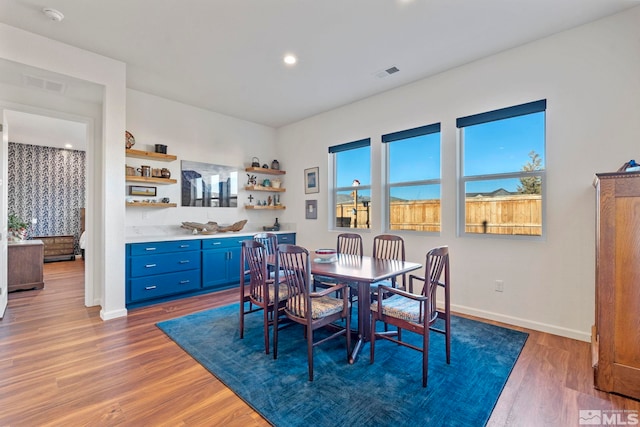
372,234,405,262
337,233,363,256
423,245,449,323
253,232,278,255
276,244,311,318
242,239,270,301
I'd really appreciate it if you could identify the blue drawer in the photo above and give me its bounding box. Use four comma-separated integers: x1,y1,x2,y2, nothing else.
129,240,199,256
129,251,201,277
201,237,246,250
129,269,201,302
277,233,296,244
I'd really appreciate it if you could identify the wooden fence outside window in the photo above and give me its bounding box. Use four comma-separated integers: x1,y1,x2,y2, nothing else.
336,194,542,235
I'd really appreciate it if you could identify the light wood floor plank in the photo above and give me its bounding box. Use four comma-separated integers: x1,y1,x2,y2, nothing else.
0,259,638,426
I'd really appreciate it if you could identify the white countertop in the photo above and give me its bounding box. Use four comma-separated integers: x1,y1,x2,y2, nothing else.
125,225,295,244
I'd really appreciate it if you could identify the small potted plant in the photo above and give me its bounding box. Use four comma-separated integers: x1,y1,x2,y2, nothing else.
8,213,29,241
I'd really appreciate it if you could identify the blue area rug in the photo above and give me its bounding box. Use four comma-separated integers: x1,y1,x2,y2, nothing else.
157,303,527,427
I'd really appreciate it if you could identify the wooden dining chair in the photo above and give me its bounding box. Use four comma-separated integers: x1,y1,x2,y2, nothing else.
313,233,362,314
370,245,450,387
371,234,406,294
239,239,289,358
253,232,278,255
276,244,351,381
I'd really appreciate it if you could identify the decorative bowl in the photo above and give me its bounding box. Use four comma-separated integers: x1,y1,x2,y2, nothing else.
315,248,337,260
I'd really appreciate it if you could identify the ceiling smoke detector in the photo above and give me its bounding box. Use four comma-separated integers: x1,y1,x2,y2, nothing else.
42,8,64,22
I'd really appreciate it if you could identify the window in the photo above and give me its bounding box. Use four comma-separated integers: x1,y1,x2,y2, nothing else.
329,139,371,229
457,100,546,237
382,123,441,232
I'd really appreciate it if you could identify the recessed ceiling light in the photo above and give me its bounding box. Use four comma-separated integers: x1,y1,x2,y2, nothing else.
42,7,64,22
283,54,297,65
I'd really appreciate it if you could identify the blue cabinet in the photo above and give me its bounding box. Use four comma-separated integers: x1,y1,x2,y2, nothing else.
126,240,201,306
126,232,295,308
276,233,296,245
202,237,246,289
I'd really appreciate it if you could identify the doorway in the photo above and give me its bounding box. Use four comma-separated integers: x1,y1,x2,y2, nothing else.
3,108,92,306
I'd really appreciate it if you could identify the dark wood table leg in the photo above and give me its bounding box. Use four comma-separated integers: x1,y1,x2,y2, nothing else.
349,280,371,364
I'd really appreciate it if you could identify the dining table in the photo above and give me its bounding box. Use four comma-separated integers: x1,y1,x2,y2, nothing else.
310,252,422,363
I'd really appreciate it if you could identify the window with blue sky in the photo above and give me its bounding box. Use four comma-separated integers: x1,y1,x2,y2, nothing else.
383,123,441,232
329,139,371,229
457,100,546,237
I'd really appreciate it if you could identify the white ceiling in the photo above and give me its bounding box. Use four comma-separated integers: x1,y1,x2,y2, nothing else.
1,0,639,131
6,110,87,151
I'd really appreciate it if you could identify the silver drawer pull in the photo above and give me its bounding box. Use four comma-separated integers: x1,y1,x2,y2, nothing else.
212,242,222,246
179,245,190,248
145,285,157,290
179,280,190,284
179,260,190,264
145,263,157,268
145,247,157,251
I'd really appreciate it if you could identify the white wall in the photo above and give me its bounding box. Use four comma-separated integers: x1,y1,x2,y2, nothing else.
275,7,640,341
125,89,279,231
0,23,127,320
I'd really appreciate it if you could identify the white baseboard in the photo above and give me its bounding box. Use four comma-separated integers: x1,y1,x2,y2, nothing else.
100,307,128,321
452,303,591,342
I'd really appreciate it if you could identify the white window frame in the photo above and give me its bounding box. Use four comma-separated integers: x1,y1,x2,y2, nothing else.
329,138,371,230
382,123,441,234
457,100,547,239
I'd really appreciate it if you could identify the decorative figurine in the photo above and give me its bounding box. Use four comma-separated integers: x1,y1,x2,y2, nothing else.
247,194,254,205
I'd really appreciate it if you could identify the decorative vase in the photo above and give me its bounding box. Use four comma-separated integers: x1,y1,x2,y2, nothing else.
8,228,27,242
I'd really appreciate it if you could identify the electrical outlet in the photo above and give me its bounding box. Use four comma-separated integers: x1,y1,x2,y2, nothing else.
495,280,504,292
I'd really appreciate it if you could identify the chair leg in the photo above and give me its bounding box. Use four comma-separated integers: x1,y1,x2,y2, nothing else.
370,312,376,364
345,304,351,358
422,327,429,388
273,305,279,360
445,314,451,365
263,305,270,355
307,325,314,381
239,301,245,339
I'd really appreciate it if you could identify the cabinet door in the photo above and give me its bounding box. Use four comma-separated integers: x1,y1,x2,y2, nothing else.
202,246,243,288
226,246,242,284
202,249,229,288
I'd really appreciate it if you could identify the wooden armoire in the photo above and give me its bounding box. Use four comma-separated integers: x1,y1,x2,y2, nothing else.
592,172,640,399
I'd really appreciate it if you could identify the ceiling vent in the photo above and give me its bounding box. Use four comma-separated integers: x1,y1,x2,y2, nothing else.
22,74,66,95
374,66,400,79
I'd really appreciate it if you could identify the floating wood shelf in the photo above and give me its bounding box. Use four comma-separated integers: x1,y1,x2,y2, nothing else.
126,149,177,161
245,167,286,175
126,176,177,184
126,202,177,208
244,185,285,192
245,205,286,210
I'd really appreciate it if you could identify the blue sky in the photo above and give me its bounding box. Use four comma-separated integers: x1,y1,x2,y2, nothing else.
336,112,545,200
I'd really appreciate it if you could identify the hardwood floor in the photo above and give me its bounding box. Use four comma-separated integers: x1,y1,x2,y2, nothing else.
1,259,638,426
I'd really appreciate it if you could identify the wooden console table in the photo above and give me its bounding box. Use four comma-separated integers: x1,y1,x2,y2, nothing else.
8,240,45,292
31,235,75,262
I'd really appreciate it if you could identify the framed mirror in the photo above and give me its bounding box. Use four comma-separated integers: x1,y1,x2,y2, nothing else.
181,160,239,207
